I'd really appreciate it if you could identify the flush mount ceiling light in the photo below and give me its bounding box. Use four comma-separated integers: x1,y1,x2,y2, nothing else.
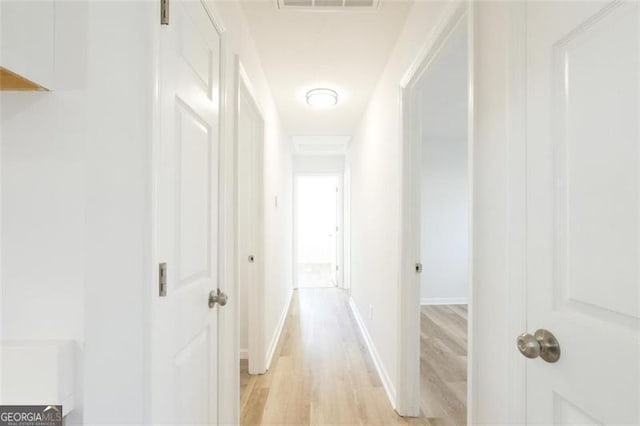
306,88,338,108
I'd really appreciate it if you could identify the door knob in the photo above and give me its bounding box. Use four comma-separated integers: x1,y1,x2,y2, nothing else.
208,289,228,308
517,329,560,363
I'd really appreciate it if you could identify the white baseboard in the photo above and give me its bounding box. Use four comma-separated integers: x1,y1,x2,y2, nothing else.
240,348,248,360
265,288,294,370
348,297,396,409
420,297,468,306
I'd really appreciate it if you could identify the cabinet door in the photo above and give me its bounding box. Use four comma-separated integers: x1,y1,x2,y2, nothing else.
0,0,54,90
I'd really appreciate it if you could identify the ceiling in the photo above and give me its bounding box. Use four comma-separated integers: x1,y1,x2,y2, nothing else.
240,0,412,138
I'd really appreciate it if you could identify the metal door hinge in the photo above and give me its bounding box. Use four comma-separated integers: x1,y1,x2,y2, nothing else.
415,262,422,274
161,0,169,25
336,265,339,271
159,262,168,296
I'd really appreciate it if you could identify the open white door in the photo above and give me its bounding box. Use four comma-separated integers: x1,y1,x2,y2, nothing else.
153,1,223,424
237,70,266,375
523,1,639,423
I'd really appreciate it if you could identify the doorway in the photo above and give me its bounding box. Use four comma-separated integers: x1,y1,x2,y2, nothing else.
293,174,343,288
417,15,469,424
397,3,472,421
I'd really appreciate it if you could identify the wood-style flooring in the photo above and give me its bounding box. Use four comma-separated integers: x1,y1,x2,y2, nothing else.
420,305,468,425
241,288,420,425
240,289,467,425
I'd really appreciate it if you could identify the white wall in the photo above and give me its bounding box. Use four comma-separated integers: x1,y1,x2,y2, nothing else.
348,0,450,404
418,20,468,305
1,2,155,424
293,155,345,173
0,0,3,386
82,3,153,423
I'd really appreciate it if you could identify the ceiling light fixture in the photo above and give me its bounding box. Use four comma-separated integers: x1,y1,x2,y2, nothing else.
306,88,338,108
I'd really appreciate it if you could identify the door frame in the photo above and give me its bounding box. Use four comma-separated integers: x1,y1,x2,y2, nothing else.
504,2,527,423
396,0,475,419
292,171,345,289
235,57,267,375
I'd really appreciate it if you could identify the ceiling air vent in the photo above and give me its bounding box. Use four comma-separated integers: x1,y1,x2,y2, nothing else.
277,0,380,10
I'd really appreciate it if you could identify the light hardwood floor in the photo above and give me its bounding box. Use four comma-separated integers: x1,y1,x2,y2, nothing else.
419,305,468,425
240,288,433,425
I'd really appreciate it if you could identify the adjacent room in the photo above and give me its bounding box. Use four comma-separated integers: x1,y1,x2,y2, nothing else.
416,15,469,424
295,174,340,288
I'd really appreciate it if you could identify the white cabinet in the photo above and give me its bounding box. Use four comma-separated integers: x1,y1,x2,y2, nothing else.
1,341,76,416
0,0,54,90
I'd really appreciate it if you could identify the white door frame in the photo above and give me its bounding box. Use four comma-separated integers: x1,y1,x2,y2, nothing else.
292,171,345,289
397,0,474,419
504,2,527,423
235,57,267,375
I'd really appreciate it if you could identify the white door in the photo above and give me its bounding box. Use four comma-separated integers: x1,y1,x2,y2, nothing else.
237,78,265,375
153,1,222,424
525,1,639,424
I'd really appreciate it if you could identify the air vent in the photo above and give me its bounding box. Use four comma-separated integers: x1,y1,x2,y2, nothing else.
277,0,379,10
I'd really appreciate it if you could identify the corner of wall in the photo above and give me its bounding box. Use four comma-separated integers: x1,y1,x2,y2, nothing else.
347,297,396,408
265,286,293,370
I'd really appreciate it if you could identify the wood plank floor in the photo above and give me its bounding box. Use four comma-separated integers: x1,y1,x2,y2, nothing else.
419,305,468,426
240,288,433,425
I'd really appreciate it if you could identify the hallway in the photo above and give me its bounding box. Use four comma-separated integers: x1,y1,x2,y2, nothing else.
240,289,428,425
2,1,638,424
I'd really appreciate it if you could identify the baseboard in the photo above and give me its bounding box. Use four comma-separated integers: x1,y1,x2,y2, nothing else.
265,288,294,370
420,297,468,305
240,348,248,360
348,297,396,409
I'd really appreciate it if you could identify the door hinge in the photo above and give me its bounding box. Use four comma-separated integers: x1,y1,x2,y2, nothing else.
159,262,168,296
415,262,422,274
336,265,339,271
161,0,169,25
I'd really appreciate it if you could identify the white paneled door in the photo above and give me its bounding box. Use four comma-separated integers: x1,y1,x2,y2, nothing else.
153,1,222,424
524,1,639,424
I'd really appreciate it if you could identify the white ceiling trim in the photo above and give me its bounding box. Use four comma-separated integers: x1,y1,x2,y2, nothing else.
293,135,351,155
277,0,381,11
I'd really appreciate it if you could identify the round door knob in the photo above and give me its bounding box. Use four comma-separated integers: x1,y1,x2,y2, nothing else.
517,329,561,363
517,333,541,358
208,289,228,308
217,291,228,306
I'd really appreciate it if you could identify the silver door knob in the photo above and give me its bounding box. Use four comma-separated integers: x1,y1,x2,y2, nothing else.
208,289,228,308
517,329,560,363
